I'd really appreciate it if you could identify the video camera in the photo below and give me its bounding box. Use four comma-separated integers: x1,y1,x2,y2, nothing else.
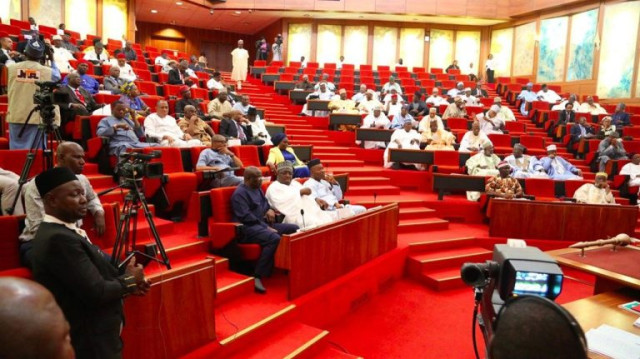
32,81,68,124
275,34,283,45
117,151,164,188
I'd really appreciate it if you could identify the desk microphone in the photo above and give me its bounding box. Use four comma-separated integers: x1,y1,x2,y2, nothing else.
300,209,306,229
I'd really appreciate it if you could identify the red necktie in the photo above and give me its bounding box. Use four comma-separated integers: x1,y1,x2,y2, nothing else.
75,89,85,105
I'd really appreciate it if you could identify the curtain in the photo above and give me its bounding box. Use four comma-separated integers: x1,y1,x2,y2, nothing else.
428,29,454,70
372,26,398,67
490,28,514,77
455,31,481,75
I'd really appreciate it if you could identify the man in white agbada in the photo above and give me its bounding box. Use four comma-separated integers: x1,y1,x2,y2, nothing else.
384,119,423,169
493,97,516,122
385,94,404,118
359,107,391,149
552,94,580,111
426,88,448,106
516,82,540,116
301,82,334,117
351,84,368,104
51,35,74,74
266,161,335,229
460,88,479,106
381,77,403,96
112,54,137,82
143,100,202,147
419,107,444,132
459,121,490,152
231,40,249,90
465,141,501,200
573,172,616,204
477,106,504,135
304,159,366,217
421,121,455,151
447,82,465,98
536,84,562,103
314,74,336,92
247,107,272,145
579,96,607,115
620,153,640,187
358,90,384,115
504,144,548,179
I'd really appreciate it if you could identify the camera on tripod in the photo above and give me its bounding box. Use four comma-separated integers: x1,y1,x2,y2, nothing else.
32,81,68,124
117,151,164,185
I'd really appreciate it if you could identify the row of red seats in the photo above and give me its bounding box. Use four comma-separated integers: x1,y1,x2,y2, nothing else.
254,59,461,75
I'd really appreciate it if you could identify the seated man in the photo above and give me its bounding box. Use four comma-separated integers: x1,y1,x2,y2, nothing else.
247,107,272,145
516,82,540,116
314,74,336,92
51,35,74,74
597,132,627,172
569,116,596,152
220,110,264,146
123,41,137,61
578,96,607,115
196,134,244,188
294,74,315,91
175,85,205,118
103,66,126,94
419,107,444,132
573,172,615,204
442,96,467,119
351,84,368,104
390,105,416,130
384,118,423,170
155,53,171,73
61,61,100,94
61,32,79,53
83,42,109,64
207,91,234,120
536,84,561,103
233,95,253,115
477,106,503,135
0,168,24,215
421,120,455,151
230,167,298,293
178,105,214,146
551,94,580,111
144,100,202,147
471,81,488,98
96,100,160,156
447,82,464,98
446,60,460,72
359,106,391,149
620,153,640,187
539,144,583,180
206,71,226,92
611,103,630,127
504,144,547,179
381,76,402,96
19,143,105,267
266,161,335,229
112,53,136,82
485,161,524,199
300,82,334,117
408,91,428,117
493,97,516,122
459,121,490,152
426,88,448,107
304,159,366,216
460,88,478,106
466,142,501,201
385,94,404,119
328,89,358,114
58,72,103,128
357,90,383,115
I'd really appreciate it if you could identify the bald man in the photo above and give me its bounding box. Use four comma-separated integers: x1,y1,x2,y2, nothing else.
0,277,74,359
20,142,105,267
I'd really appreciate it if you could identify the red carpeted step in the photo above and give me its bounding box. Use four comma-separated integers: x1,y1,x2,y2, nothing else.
84,162,99,175
307,344,363,359
398,207,438,220
287,129,327,135
348,176,391,186
314,146,354,154
399,218,449,234
216,267,254,305
417,266,468,291
314,152,359,160
406,246,492,272
289,134,332,141
408,237,476,253
87,174,116,188
319,159,365,168
290,140,336,146
348,185,399,196
227,322,328,359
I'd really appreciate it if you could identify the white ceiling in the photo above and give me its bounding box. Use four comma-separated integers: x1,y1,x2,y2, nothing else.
135,0,508,35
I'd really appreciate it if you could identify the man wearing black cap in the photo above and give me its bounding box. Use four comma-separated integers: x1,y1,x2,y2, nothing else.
31,167,150,359
7,37,56,149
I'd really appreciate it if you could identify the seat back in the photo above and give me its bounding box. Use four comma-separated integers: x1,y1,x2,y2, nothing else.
230,145,261,167
359,64,372,71
564,180,592,198
254,60,267,67
0,150,42,177
519,135,545,150
135,81,159,96
505,121,526,133
488,134,512,148
433,150,460,166
163,84,183,98
0,215,23,270
447,118,470,131
144,147,184,173
210,187,237,222
524,178,555,198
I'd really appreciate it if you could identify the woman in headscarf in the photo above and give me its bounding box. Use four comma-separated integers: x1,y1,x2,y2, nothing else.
119,82,150,120
266,133,310,178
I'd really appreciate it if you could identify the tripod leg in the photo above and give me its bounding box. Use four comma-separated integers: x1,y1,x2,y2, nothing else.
112,198,132,266
6,128,45,215
135,187,171,269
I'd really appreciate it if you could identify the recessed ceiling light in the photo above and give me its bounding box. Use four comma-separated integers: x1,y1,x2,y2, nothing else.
359,15,364,18
303,14,310,17
151,9,158,13
176,1,182,5
234,11,241,14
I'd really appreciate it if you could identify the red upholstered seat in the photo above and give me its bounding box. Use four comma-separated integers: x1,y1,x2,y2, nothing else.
446,118,470,131
488,134,512,154
209,188,261,259
270,61,284,67
0,150,43,177
82,202,119,249
447,69,461,75
190,87,209,101
230,145,270,175
623,126,640,139
518,135,546,155
0,215,24,271
360,64,372,71
279,73,294,81
413,67,425,73
430,68,444,74
163,84,183,98
564,180,592,198
505,121,526,135
254,60,267,67
524,178,556,200
430,151,463,174
307,62,319,69
136,80,158,96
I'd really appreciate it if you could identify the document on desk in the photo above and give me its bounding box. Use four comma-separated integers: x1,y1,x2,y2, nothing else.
586,324,640,359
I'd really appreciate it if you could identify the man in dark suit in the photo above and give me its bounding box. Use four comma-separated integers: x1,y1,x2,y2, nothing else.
220,110,264,146
408,91,428,117
612,103,630,127
103,66,126,94
569,116,595,155
549,102,576,139
58,72,103,130
31,167,150,359
168,60,195,87
0,34,23,65
471,81,488,98
175,85,205,118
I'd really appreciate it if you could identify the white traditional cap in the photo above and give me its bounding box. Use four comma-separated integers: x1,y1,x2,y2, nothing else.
373,105,383,111
526,82,533,87
464,87,472,92
52,35,62,41
366,89,375,95
483,141,494,149
546,144,557,151
339,88,347,94
494,96,502,103
457,82,464,87
489,105,500,113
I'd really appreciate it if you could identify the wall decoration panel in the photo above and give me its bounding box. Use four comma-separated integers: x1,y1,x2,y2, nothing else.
428,29,453,70
537,17,568,82
455,30,481,75
65,0,97,37
316,24,342,66
567,9,598,81
490,27,513,77
399,28,424,69
343,25,368,67
287,22,312,65
29,0,62,28
102,0,128,41
0,0,21,23
372,26,398,67
512,22,536,76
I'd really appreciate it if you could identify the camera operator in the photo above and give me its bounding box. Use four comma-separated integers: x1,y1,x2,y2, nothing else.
272,34,283,62
255,36,269,61
7,37,61,150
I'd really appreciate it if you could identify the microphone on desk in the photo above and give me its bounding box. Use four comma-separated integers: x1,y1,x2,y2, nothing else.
300,209,306,229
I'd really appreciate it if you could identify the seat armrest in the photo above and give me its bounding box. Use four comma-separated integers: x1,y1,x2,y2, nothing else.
209,222,243,249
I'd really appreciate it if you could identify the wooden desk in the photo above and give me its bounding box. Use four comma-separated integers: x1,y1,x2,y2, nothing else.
261,73,280,85
356,128,393,145
329,113,362,130
274,81,296,92
389,149,433,166
489,200,638,241
250,66,266,78
122,259,217,358
432,173,487,200
275,203,398,299
289,90,312,104
307,100,330,116
563,289,640,358
548,246,640,294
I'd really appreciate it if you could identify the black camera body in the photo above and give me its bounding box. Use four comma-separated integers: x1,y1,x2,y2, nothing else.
117,151,164,188
32,81,68,124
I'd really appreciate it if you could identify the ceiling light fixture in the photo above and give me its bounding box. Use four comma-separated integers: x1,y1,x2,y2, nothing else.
209,9,214,14
176,1,182,5
234,11,241,14
151,9,158,13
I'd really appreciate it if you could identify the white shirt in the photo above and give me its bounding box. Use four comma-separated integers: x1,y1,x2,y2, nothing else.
485,58,496,70
460,94,478,106
117,63,137,82
382,82,403,94
53,46,74,73
84,51,109,63
303,177,343,208
419,115,444,132
144,113,184,141
155,56,171,73
620,162,640,186
552,100,580,111
426,95,447,106
447,88,463,97
459,131,490,152
42,214,91,243
478,114,503,135
360,113,391,149
352,92,367,103
384,129,421,168
266,180,334,229
207,78,225,91
249,115,272,145
536,89,561,103
386,102,403,118
579,102,607,115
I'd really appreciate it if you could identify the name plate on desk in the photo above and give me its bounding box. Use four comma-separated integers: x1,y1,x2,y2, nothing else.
356,128,394,142
308,100,330,111
329,113,362,126
389,149,433,164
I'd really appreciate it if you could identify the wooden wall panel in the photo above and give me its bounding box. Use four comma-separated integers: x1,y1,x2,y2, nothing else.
375,0,406,14
405,0,437,14
344,0,375,12
435,0,467,16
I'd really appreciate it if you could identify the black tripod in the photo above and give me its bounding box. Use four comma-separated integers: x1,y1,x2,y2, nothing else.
106,177,171,270
7,106,63,215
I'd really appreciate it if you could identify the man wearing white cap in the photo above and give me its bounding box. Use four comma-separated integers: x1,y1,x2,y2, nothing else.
384,118,422,169
419,107,444,133
461,88,479,105
516,82,540,116
51,35,74,74
477,106,504,135
385,93,404,118
504,144,547,179
390,105,416,130
573,172,615,204
485,160,523,199
421,120,455,151
328,88,358,114
539,144,583,180
447,82,465,98
381,76,403,96
443,96,467,119
459,120,490,152
358,90,383,115
359,106,390,149
426,88,447,106
300,82,334,117
465,141,501,200
493,97,516,122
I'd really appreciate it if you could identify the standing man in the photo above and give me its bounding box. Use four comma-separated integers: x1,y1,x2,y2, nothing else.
230,167,298,293
7,38,55,149
231,40,249,90
30,167,150,358
485,54,495,83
